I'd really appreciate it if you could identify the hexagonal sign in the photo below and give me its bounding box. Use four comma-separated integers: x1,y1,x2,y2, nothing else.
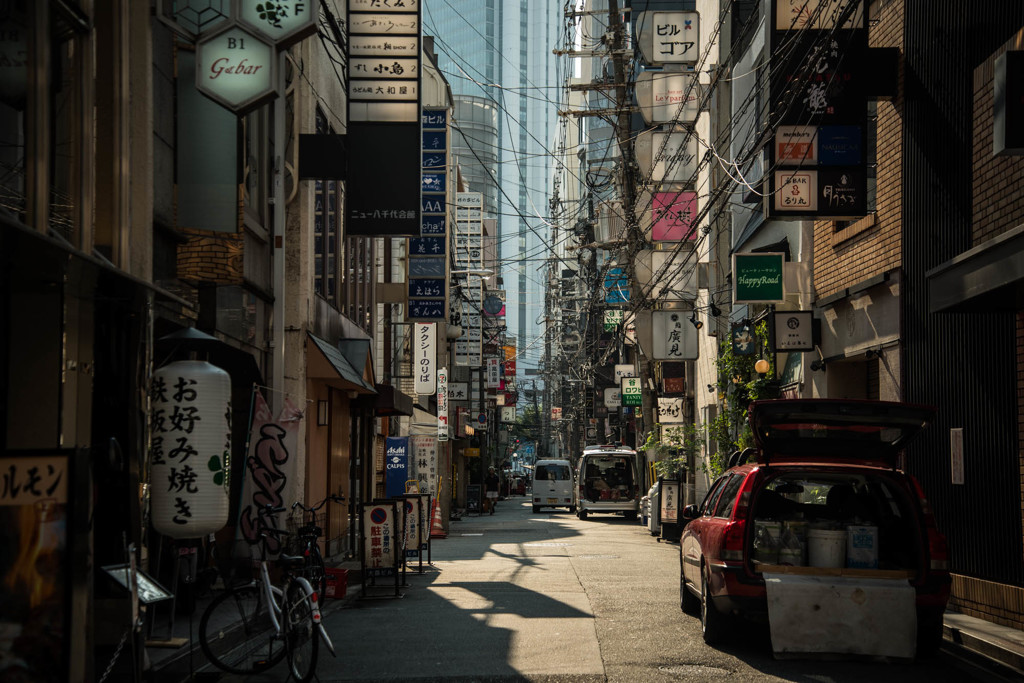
196,24,277,114
237,0,318,48
157,0,232,42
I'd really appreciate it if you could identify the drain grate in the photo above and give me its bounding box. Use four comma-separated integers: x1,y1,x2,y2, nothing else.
659,664,731,677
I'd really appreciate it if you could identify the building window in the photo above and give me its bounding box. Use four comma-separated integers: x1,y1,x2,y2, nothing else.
314,106,341,303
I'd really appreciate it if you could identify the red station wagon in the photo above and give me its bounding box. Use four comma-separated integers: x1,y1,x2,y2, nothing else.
678,399,950,654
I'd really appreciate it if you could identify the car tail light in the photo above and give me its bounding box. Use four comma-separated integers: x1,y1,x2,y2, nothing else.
911,476,950,572
721,520,746,561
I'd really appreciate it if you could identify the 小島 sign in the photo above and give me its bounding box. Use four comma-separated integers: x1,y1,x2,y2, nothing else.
621,377,643,407
195,25,276,113
733,252,785,303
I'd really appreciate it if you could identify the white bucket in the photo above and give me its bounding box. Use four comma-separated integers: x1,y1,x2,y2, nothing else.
807,529,847,568
777,547,803,566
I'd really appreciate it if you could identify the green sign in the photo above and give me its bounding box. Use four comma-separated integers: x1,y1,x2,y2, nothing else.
733,252,784,303
620,377,643,407
604,309,624,332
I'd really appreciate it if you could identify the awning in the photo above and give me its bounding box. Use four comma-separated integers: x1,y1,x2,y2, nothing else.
307,332,376,394
374,383,414,417
926,223,1024,313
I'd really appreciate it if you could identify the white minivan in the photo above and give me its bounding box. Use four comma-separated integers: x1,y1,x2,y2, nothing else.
531,459,575,513
574,446,641,520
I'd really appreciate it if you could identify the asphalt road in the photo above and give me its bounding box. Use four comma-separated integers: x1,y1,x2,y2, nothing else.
305,497,995,683
176,496,1002,682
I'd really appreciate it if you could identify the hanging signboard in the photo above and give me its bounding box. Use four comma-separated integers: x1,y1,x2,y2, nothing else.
652,311,698,360
652,191,698,242
551,406,563,421
437,367,449,441
604,387,622,409
195,24,276,114
635,129,699,185
657,397,685,423
614,364,635,383
604,267,630,304
238,0,319,48
414,323,436,395
635,71,702,125
621,377,643,407
733,253,785,303
771,310,815,351
410,435,438,496
501,406,516,423
604,309,624,331
635,11,700,66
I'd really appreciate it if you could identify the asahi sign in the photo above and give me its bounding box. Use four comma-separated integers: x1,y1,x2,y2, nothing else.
196,24,276,113
733,253,785,304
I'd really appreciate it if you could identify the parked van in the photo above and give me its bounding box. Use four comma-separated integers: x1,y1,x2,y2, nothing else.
531,459,574,513
575,446,641,520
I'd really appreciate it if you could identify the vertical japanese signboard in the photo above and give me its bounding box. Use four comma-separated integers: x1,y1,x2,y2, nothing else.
485,357,501,389
410,107,448,319
410,435,438,495
767,0,867,220
437,367,449,441
621,377,643,407
414,323,436,395
347,0,422,234
635,11,700,66
652,311,698,360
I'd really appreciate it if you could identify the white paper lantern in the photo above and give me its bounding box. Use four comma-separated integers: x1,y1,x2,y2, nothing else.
150,360,231,538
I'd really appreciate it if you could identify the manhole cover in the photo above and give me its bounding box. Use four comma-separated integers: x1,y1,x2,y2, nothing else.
659,664,730,677
576,554,619,559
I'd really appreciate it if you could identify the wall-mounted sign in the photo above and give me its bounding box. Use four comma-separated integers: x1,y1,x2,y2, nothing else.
238,0,319,48
551,407,563,421
652,191,698,241
658,397,685,423
414,323,436,395
604,267,630,304
652,311,698,360
771,310,815,351
447,382,468,401
614,364,635,383
195,24,276,113
604,387,622,409
733,252,785,303
620,377,643,407
635,130,699,185
604,309,624,331
636,71,702,125
635,11,700,65
485,358,501,388
501,407,516,423
437,367,449,441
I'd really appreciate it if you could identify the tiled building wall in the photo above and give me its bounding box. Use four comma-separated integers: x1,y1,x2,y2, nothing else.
177,229,245,284
812,0,905,300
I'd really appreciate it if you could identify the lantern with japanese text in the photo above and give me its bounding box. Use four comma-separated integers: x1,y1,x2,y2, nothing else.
150,360,231,538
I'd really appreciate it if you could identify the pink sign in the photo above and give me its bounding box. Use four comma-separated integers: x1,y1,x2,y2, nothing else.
652,191,697,241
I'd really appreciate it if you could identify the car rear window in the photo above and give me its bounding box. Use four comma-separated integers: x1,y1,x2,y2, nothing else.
714,475,745,518
535,464,570,480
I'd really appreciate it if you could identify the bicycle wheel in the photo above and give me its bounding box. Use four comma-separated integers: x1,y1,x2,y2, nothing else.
199,583,286,675
303,542,327,598
284,579,319,683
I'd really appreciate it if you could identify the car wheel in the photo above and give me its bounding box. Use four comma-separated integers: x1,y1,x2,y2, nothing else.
568,504,576,513
578,509,588,520
701,570,729,644
624,510,637,521
532,505,540,513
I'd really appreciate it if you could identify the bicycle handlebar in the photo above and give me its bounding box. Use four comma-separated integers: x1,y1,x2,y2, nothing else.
291,493,345,513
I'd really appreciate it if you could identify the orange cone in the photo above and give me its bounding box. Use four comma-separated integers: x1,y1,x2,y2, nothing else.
430,496,447,539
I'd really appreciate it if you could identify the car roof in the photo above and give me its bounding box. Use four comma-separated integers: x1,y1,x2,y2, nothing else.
748,398,934,467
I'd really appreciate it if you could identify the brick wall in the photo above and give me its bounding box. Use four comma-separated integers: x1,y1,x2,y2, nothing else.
972,29,1024,244
951,573,1024,629
177,228,244,284
812,0,904,300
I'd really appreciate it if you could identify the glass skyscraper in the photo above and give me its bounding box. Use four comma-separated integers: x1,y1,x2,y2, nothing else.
424,0,562,388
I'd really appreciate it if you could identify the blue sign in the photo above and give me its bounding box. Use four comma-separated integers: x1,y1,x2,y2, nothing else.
422,173,445,193
423,151,446,170
409,278,445,298
409,236,445,255
421,215,445,235
409,256,445,277
423,131,445,150
421,196,444,214
409,299,445,319
604,267,630,304
422,109,447,129
818,126,862,165
385,437,409,498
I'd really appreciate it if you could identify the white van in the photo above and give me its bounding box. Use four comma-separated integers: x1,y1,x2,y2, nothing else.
531,459,574,513
574,447,641,520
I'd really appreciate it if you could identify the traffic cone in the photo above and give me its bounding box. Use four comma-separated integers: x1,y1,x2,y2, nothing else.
430,497,447,539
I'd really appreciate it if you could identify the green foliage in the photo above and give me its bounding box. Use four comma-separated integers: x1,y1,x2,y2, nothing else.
712,318,772,462
640,422,704,479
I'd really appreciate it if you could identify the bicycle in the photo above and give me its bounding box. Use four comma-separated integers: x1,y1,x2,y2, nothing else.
291,494,344,599
198,506,335,682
